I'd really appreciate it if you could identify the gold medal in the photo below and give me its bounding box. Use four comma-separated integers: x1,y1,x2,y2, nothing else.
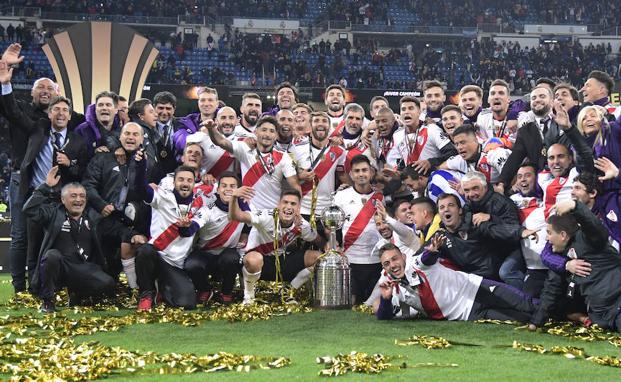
161,150,168,158
541,147,547,157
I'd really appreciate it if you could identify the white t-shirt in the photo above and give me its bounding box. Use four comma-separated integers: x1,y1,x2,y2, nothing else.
245,209,317,256
476,108,517,146
231,140,297,210
333,187,383,264
148,188,209,268
291,141,346,215
371,217,419,260
234,123,256,138
538,167,579,218
395,123,452,164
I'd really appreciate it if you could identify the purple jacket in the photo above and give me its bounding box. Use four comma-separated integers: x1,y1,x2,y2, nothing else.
74,104,121,158
173,112,202,155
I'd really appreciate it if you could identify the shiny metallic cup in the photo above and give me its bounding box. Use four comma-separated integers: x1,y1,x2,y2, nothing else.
314,203,351,309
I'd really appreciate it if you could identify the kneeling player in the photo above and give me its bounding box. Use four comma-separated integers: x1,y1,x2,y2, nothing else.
374,239,537,322
229,187,321,304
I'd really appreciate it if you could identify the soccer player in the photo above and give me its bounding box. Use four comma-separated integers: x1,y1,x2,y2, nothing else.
229,187,321,304
236,92,262,137
324,84,346,130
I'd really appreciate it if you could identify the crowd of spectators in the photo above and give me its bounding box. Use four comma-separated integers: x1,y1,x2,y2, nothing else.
3,0,619,28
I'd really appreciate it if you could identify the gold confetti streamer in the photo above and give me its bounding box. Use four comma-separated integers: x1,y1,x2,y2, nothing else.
395,335,452,349
511,341,621,368
351,304,374,315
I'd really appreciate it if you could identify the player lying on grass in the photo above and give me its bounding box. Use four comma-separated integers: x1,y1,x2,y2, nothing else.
374,237,538,322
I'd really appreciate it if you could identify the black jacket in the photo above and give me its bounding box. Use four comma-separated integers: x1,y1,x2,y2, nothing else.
532,202,621,329
432,211,525,280
22,184,106,293
465,188,519,225
82,151,142,214
498,123,590,187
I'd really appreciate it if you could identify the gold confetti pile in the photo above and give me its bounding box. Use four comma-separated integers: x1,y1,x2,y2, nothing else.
316,351,399,376
395,335,452,349
512,341,621,368
351,304,374,315
543,322,621,347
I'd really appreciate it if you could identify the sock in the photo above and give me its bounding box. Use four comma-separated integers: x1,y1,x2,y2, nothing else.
121,257,138,289
363,280,382,306
242,266,260,300
290,267,312,289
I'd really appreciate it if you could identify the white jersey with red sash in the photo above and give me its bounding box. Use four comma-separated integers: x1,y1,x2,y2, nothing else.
334,187,383,264
379,255,481,320
511,193,547,269
291,142,346,215
148,188,209,268
329,115,345,132
538,167,579,219
476,109,515,148
187,132,244,178
245,209,317,256
373,128,405,168
159,175,216,202
234,124,256,138
342,137,374,173
232,140,297,210
444,147,510,183
197,198,244,255
396,123,452,165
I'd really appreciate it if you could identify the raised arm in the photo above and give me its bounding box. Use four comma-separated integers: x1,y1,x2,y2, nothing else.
204,119,234,153
229,186,254,225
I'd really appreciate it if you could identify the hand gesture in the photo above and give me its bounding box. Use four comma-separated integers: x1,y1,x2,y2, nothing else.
329,136,344,147
45,166,61,187
134,148,145,162
2,43,24,66
101,204,115,217
175,215,192,228
566,259,592,277
412,160,431,175
552,100,570,130
131,234,148,245
425,233,446,253
594,157,619,181
521,228,539,241
202,173,217,185
375,201,387,221
199,118,216,133
232,186,255,203
56,152,70,167
472,212,491,226
298,168,315,182
553,199,576,216
0,59,14,85
378,280,394,300
95,145,110,153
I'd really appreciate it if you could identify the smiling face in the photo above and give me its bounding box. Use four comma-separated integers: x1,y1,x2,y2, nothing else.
155,102,175,124
441,109,463,137
380,249,407,278
438,196,462,231
349,161,373,189
459,91,482,118
516,166,537,195
139,104,157,129
96,96,118,126
554,87,578,110
278,194,300,225
530,87,552,117
217,176,238,203
370,99,389,119
277,87,295,109
547,144,573,178
61,185,87,217
311,115,330,142
217,107,238,137
400,101,420,130
546,224,569,253
241,97,262,126
424,86,445,112
293,106,311,137
32,78,58,107
174,170,196,198
345,109,364,134
394,201,413,225
580,78,606,103
181,143,203,170
410,203,430,229
48,101,71,131
325,88,345,113
488,85,509,115
580,109,602,136
462,178,487,202
255,121,277,150
198,91,218,117
276,109,294,141
375,110,396,137
119,123,144,152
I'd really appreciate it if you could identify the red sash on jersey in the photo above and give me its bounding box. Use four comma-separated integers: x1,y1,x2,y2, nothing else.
329,120,346,138
414,270,445,320
343,192,384,252
242,150,284,187
477,155,492,182
517,198,540,223
202,221,240,250
152,196,204,251
301,146,344,196
247,225,301,255
544,176,566,218
344,145,366,173
406,128,429,164
208,151,235,178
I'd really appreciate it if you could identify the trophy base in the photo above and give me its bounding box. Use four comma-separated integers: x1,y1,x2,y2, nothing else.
313,303,352,310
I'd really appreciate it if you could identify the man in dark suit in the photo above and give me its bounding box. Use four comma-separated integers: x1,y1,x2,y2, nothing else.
153,91,183,176
1,92,88,288
497,86,584,192
23,166,115,313
1,45,84,292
